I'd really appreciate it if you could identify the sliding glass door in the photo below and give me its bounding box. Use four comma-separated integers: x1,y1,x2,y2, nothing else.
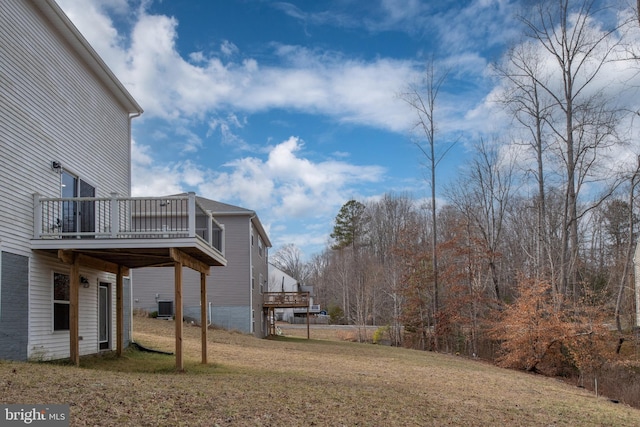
61,170,95,235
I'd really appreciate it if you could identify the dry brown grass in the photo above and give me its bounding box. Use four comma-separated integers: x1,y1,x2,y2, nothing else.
1,316,639,426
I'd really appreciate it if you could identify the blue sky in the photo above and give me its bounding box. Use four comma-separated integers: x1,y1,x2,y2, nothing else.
57,0,639,259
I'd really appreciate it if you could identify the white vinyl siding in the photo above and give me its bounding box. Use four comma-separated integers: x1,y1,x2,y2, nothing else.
0,0,138,360
0,0,131,258
28,253,117,360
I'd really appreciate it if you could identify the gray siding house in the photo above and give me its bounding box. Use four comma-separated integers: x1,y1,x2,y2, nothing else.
132,196,271,338
0,0,225,369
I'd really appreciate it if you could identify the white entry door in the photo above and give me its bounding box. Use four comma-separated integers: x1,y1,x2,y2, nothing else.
99,283,110,350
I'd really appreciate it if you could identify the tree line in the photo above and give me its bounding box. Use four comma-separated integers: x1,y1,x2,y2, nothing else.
272,0,640,378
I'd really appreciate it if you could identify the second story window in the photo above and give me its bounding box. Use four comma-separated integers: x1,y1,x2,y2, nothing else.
258,236,263,257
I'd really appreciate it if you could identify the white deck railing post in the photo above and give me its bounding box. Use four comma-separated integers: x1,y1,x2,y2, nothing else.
33,193,42,239
206,210,213,246
220,224,225,255
110,192,119,238
188,192,196,237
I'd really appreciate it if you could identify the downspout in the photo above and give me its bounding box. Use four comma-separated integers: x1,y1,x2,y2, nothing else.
249,215,255,334
127,111,141,345
128,111,142,196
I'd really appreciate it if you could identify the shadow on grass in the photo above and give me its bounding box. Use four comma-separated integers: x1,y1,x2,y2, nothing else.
267,335,358,347
48,347,235,375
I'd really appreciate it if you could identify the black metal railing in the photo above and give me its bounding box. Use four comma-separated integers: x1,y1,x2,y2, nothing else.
33,192,224,254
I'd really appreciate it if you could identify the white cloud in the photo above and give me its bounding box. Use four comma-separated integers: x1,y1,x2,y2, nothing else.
58,1,421,133
131,139,152,166
220,40,239,57
195,136,385,218
188,51,206,63
208,113,250,151
56,0,130,79
129,135,385,241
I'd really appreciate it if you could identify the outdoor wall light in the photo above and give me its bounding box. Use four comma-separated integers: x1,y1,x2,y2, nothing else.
80,276,90,288
51,161,61,172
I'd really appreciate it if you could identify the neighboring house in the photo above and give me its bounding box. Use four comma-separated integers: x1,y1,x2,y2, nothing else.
268,264,321,323
132,196,271,338
0,0,225,370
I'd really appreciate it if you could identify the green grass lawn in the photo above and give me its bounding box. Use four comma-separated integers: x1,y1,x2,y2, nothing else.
1,316,638,426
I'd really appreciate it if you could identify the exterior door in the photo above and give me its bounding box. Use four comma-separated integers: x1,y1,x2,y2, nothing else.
99,283,110,350
61,170,95,235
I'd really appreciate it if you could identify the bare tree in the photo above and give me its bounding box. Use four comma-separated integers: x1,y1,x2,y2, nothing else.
494,41,554,285
400,59,453,347
613,157,640,352
271,243,309,283
446,138,516,301
368,193,417,345
519,0,628,297
306,250,331,311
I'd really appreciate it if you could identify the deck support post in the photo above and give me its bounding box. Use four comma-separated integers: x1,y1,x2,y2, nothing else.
200,271,208,364
175,261,184,371
116,265,125,356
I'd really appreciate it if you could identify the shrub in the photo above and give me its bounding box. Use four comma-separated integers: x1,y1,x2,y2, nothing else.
373,326,390,344
327,305,345,325
489,278,613,376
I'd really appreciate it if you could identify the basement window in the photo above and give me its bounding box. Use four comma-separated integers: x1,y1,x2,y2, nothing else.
53,272,70,331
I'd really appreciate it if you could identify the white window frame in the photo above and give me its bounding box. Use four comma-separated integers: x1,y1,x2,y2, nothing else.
52,271,70,332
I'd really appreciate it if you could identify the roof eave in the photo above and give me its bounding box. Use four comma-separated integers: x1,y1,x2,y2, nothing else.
32,0,143,115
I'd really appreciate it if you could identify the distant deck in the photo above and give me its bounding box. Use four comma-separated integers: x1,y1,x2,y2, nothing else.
263,292,310,308
263,292,312,338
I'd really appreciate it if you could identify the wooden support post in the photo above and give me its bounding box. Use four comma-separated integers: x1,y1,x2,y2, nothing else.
200,272,208,365
306,305,310,340
69,255,80,366
116,265,124,357
175,262,184,371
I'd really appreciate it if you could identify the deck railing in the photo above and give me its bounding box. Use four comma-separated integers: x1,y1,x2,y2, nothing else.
33,192,224,255
263,292,311,308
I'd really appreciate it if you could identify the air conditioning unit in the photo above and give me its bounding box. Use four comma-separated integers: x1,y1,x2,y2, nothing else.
157,300,173,318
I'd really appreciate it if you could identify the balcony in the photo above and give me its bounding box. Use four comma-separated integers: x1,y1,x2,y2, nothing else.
31,192,226,269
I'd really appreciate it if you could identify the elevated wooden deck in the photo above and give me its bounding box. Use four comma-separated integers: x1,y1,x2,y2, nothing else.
263,292,310,308
263,292,311,338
